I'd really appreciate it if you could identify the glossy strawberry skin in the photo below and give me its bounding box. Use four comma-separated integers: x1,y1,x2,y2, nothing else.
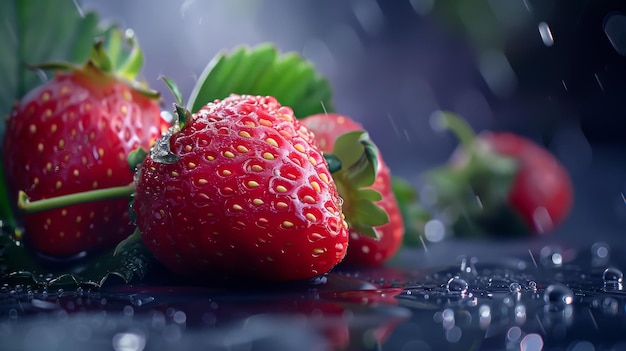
302,114,404,266
3,67,166,257
133,95,349,281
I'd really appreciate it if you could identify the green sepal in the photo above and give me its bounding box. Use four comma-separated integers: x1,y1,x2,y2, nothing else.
352,197,389,225
187,43,334,118
113,228,141,256
332,131,379,189
391,176,431,247
347,192,390,239
89,38,113,72
328,131,389,239
323,153,342,174
128,147,148,172
106,28,144,81
358,188,383,202
161,75,185,106
174,104,191,131
422,111,529,237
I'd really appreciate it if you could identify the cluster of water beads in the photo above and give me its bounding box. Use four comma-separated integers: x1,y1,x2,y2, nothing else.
393,242,626,348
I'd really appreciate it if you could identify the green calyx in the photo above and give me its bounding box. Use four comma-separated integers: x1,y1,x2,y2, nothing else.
391,176,431,247
327,131,389,239
423,111,527,236
30,27,160,100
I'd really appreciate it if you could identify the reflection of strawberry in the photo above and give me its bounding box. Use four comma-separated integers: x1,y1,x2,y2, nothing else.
133,95,349,281
3,34,167,257
302,114,404,266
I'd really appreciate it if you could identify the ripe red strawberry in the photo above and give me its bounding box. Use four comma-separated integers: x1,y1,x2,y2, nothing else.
132,95,349,281
301,114,404,266
425,112,573,236
3,37,167,257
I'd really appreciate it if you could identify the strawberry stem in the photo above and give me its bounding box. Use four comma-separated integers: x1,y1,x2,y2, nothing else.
18,184,135,215
432,111,477,151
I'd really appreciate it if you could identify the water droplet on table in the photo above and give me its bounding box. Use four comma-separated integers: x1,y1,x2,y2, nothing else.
602,267,623,290
591,242,610,266
540,246,563,267
543,284,573,312
446,277,468,296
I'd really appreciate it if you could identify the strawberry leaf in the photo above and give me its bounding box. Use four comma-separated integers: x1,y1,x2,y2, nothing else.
187,44,335,118
391,176,431,247
328,131,389,239
332,131,379,189
128,147,149,172
0,0,104,130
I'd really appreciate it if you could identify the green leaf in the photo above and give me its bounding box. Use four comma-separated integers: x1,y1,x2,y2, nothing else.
328,131,389,240
0,0,104,128
0,228,152,289
391,176,418,204
323,153,342,174
352,199,389,227
161,76,185,106
349,199,389,239
358,188,383,202
187,44,335,118
332,131,379,189
391,176,431,247
128,147,148,172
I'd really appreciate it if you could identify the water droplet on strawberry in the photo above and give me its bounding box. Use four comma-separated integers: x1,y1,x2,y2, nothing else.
150,128,180,164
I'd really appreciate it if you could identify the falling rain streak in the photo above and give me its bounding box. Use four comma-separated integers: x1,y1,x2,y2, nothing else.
538,22,555,47
72,0,85,18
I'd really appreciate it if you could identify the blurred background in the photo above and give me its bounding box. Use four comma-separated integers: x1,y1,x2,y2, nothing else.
81,0,626,248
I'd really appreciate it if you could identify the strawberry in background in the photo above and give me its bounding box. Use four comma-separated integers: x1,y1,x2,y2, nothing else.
423,111,573,237
3,29,169,258
302,113,404,266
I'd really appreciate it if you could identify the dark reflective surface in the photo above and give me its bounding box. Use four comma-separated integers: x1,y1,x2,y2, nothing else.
2,237,626,350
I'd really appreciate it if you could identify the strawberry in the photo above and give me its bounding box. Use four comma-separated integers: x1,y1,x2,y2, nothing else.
301,114,404,266
132,95,349,281
424,112,573,236
3,33,167,257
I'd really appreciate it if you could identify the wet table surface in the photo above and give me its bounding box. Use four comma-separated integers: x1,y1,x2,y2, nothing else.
1,238,625,351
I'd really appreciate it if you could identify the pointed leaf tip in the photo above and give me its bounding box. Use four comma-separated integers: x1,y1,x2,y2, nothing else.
174,104,192,131
128,147,148,172
161,76,185,106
